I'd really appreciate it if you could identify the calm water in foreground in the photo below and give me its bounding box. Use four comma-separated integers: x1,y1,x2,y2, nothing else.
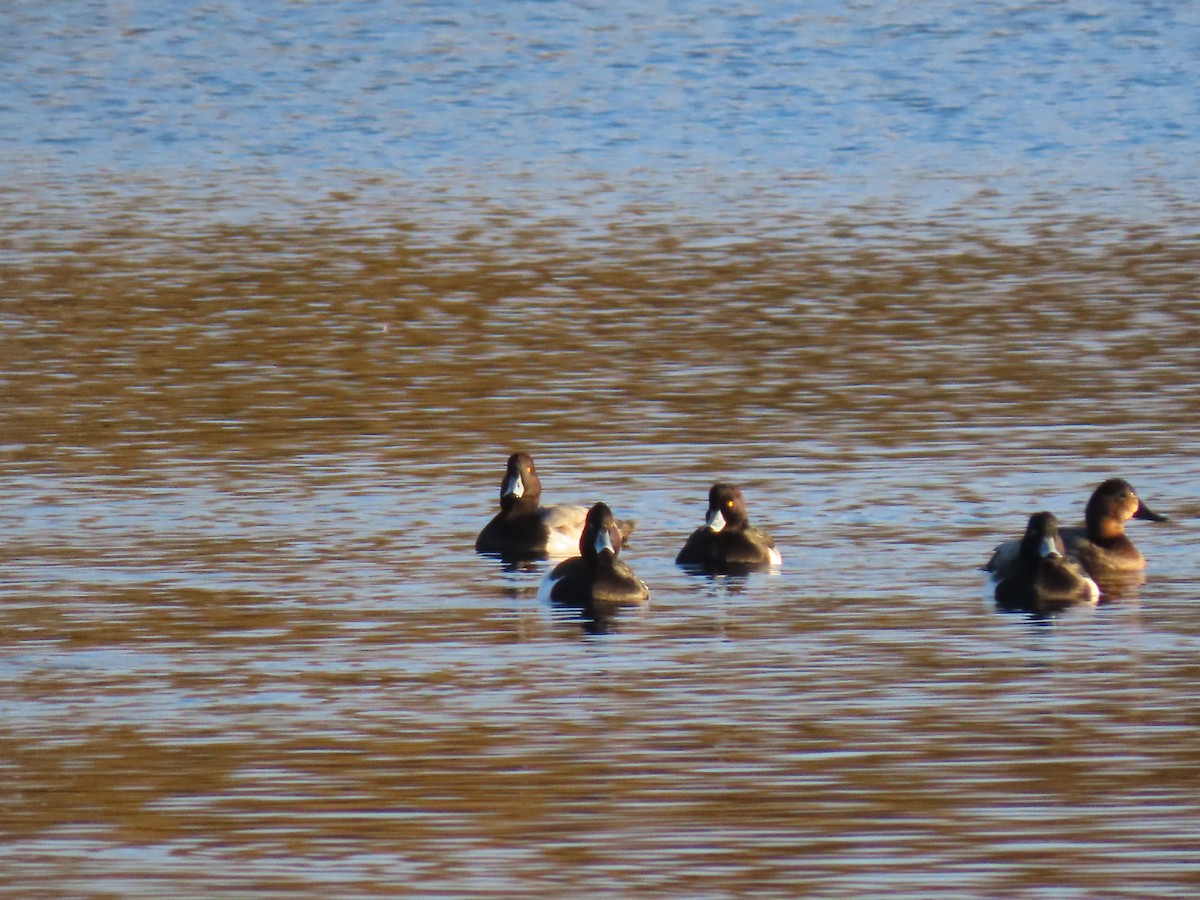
3,1,1200,896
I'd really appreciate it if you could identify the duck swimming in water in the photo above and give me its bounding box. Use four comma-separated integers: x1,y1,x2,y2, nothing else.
475,452,635,562
676,482,782,575
538,502,649,615
1057,478,1166,578
985,511,1099,614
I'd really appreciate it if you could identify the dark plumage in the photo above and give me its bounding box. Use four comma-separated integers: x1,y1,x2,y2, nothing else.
475,453,634,562
539,502,649,615
985,511,1099,614
1058,478,1166,577
675,483,782,575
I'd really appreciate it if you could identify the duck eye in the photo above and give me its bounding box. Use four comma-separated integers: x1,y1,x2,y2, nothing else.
726,500,734,507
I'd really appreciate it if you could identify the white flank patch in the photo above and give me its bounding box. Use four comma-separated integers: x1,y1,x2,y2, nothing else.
536,569,560,605
982,572,999,605
544,527,584,559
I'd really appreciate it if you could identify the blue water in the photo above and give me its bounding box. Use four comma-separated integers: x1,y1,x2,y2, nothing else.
3,0,1198,231
3,3,1200,896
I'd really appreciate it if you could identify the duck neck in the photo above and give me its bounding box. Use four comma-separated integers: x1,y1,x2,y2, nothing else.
715,514,748,534
588,550,618,571
501,494,539,515
1088,514,1126,544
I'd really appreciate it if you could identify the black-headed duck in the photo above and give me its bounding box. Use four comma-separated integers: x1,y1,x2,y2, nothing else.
476,452,634,562
1058,478,1166,577
538,502,649,611
676,482,782,574
985,511,1099,614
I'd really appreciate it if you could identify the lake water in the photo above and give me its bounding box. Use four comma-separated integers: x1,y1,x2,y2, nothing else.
2,1,1199,896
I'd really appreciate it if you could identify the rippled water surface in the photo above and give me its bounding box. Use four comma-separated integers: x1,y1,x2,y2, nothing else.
3,1,1200,896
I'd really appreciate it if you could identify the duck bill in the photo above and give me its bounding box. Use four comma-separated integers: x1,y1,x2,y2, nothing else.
1133,500,1167,522
1039,535,1062,559
705,508,727,533
503,473,525,499
593,528,616,557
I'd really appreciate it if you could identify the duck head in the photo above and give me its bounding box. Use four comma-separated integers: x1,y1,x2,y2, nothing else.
705,483,750,533
500,452,543,508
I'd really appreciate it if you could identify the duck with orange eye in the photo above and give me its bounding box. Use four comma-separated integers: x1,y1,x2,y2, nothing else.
476,452,635,562
676,482,782,575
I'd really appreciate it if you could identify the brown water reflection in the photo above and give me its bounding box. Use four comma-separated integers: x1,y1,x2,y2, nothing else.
2,208,1199,895
4,210,1198,468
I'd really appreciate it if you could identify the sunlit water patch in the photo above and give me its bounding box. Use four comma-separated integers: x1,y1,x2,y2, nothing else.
3,0,1200,894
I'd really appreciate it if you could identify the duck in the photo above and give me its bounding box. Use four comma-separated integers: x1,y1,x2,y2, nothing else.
1058,478,1166,577
675,482,782,574
985,511,1099,614
475,452,634,561
537,502,649,613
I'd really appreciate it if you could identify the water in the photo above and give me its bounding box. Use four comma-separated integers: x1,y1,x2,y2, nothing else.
2,1,1200,896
